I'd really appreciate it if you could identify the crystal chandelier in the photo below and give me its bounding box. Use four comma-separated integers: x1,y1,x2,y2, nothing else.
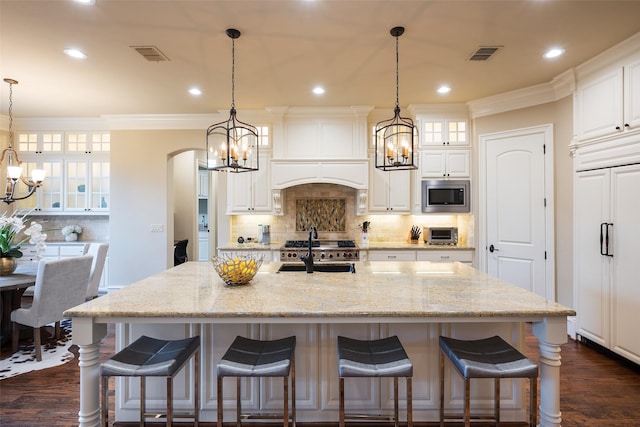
206,29,259,173
1,78,46,204
374,27,417,171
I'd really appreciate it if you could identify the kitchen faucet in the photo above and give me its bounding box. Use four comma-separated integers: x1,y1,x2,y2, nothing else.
300,226,318,273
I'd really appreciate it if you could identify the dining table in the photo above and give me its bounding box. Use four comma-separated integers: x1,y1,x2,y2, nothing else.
0,262,37,345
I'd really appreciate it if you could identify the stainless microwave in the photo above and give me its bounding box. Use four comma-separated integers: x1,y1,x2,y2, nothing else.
421,179,470,213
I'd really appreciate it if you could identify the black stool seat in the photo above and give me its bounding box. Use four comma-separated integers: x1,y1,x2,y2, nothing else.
439,335,538,379
101,335,200,427
337,335,413,427
338,335,413,377
217,335,296,377
101,335,200,377
217,335,296,427
439,335,538,427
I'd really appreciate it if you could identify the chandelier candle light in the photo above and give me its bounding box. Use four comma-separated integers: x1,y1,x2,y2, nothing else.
374,27,417,171
1,78,46,203
206,29,259,173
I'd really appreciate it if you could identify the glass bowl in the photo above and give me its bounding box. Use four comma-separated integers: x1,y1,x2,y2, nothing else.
212,253,263,286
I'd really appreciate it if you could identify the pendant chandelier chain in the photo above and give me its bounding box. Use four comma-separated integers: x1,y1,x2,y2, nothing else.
7,80,14,147
395,33,400,110
231,36,236,111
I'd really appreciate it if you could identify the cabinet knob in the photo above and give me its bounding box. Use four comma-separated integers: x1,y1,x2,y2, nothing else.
625,123,630,128
616,126,621,131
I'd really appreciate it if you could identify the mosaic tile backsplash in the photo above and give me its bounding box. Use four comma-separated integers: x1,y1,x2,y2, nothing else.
295,198,346,231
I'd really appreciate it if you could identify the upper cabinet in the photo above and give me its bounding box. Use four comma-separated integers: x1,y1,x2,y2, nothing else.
16,131,110,215
198,170,209,199
227,157,273,214
575,55,640,141
420,150,470,178
368,158,411,213
421,118,469,147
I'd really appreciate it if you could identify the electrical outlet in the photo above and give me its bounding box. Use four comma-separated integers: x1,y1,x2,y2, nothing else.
150,224,164,232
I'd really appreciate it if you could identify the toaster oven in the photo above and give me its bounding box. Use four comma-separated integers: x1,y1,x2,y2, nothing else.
424,227,458,245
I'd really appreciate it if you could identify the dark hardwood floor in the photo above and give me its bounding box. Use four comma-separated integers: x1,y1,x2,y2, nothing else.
1,324,639,426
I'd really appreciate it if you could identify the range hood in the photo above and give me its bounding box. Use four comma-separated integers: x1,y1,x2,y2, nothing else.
271,159,368,190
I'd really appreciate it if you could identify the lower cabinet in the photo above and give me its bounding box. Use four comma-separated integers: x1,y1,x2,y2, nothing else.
365,249,474,265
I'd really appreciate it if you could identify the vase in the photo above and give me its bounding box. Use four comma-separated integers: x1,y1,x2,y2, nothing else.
65,233,78,242
361,232,369,248
0,257,17,276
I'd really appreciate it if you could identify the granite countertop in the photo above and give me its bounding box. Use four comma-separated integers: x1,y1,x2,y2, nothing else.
65,261,574,320
218,241,474,251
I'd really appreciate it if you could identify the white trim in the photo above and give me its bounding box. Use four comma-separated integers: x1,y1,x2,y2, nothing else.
467,70,575,119
478,124,556,300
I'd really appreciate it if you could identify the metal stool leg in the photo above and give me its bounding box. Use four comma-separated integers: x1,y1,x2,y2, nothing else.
393,377,399,427
440,351,445,427
194,350,200,427
339,377,345,427
140,377,145,427
407,377,413,427
464,378,470,427
102,376,109,427
283,375,289,427
236,377,242,427
494,378,500,426
217,376,223,427
291,356,296,427
530,377,537,427
167,376,173,427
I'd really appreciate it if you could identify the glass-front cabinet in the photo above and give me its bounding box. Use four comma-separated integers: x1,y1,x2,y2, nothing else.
16,131,110,214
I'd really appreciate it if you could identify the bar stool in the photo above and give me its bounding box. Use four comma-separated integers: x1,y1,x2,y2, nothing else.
337,335,413,427
217,335,296,427
100,335,200,427
439,335,538,427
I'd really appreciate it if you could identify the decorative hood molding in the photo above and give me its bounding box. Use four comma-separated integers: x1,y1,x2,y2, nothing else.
271,160,368,190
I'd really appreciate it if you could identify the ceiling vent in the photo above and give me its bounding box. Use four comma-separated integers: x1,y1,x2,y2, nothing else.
468,46,502,61
131,46,170,62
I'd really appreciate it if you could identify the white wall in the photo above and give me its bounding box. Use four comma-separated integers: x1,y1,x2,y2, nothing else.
109,129,202,288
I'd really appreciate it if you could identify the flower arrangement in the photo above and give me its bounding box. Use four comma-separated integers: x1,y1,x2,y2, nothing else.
0,211,47,259
61,224,83,236
359,221,371,233
62,224,82,241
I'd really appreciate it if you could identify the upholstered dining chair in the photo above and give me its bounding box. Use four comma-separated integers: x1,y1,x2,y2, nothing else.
83,243,109,300
11,255,93,361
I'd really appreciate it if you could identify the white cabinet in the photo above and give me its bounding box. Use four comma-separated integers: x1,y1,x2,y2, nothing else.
16,131,110,214
198,231,209,261
368,159,411,213
416,249,474,264
420,150,470,178
227,158,272,214
574,164,640,364
367,250,416,262
198,170,209,198
576,57,640,141
421,118,468,146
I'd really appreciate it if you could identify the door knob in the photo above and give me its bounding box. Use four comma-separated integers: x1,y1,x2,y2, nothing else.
489,244,499,253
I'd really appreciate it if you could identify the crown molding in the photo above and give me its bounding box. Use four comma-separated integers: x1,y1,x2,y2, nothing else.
575,31,640,79
467,69,575,119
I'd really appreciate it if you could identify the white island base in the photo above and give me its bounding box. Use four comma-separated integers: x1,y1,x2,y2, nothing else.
68,261,573,426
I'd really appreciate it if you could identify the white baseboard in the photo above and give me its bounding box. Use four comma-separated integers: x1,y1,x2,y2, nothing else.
567,316,577,340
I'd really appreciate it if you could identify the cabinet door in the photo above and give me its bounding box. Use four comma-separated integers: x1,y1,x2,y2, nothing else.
574,169,611,347
227,159,271,213
610,164,640,363
367,250,416,261
17,132,63,154
421,119,468,147
624,58,640,131
198,170,209,198
252,159,272,212
15,159,63,213
368,165,410,213
444,151,470,178
576,67,624,140
416,250,473,263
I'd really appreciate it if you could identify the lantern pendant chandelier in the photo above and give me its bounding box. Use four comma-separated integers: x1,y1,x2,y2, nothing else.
1,78,46,204
206,28,259,173
374,26,417,171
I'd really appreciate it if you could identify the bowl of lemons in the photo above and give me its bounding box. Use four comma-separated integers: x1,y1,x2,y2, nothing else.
212,253,263,286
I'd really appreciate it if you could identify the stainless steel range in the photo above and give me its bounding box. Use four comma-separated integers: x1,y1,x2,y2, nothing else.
280,240,359,262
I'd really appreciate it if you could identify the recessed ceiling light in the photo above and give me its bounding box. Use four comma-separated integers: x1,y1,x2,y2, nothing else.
64,48,87,59
543,47,565,59
437,85,452,94
312,86,325,95
188,87,202,96
74,0,96,4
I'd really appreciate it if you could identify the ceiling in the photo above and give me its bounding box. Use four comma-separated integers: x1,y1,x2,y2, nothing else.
2,0,640,119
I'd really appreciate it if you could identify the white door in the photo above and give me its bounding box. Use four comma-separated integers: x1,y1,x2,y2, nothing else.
481,125,554,299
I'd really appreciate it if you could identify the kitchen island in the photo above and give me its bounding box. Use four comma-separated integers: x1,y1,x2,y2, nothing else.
66,261,575,427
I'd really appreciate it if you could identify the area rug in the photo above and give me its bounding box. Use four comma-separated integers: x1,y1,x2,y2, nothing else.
0,318,75,380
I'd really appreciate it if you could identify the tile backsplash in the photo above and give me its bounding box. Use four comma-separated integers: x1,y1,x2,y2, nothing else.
230,183,474,246
30,215,109,243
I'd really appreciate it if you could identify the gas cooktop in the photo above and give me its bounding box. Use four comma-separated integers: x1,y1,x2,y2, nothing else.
283,240,356,249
